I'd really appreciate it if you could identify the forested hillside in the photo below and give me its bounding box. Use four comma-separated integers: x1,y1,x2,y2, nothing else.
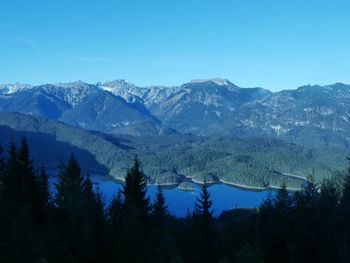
1,112,347,189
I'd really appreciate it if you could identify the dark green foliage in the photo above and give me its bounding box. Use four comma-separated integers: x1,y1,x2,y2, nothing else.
0,139,50,262
117,157,154,262
108,190,123,226
257,184,294,263
54,154,84,210
122,157,151,212
2,137,350,263
1,112,347,190
191,183,216,263
153,186,168,219
194,182,214,222
38,164,51,209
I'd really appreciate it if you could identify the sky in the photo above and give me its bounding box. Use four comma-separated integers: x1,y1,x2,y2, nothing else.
1,0,350,91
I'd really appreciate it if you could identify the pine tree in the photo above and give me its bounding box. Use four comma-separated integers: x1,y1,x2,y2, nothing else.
317,179,342,262
292,176,319,261
18,137,36,185
257,184,293,263
119,157,152,262
2,141,21,202
153,186,168,219
192,182,215,263
51,154,86,262
195,182,213,220
0,139,47,262
107,190,124,261
38,164,51,209
80,173,107,262
151,186,171,262
108,190,124,227
123,157,151,213
55,154,84,210
274,183,292,212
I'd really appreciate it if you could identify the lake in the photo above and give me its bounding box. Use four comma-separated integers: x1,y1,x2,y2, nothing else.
50,176,272,217
87,177,272,217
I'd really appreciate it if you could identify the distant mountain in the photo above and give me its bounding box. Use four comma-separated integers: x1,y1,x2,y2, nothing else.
1,79,350,148
0,112,347,189
0,83,33,94
99,79,350,148
98,78,270,135
230,83,350,148
0,81,173,136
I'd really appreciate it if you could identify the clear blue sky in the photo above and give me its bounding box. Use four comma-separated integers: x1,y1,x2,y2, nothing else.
1,0,350,91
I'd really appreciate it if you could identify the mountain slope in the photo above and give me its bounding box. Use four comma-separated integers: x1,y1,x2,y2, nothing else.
230,83,350,148
2,79,350,148
0,81,171,135
0,112,346,189
99,78,270,135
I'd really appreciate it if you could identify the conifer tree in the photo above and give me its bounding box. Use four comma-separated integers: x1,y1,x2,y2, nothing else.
80,173,107,262
38,164,51,209
18,137,43,219
195,182,213,220
55,154,84,210
274,183,292,211
292,176,319,261
317,179,342,262
18,137,36,186
108,190,124,227
107,190,124,261
2,141,21,201
119,157,152,262
192,182,215,263
153,186,168,219
123,157,151,213
1,139,45,262
51,154,86,262
257,184,293,263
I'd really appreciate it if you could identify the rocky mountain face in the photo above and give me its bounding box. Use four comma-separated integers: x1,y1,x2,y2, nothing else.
97,78,270,135
1,79,350,148
0,81,171,135
230,83,350,148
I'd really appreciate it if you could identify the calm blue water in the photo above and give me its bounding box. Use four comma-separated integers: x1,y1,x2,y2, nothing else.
50,177,271,217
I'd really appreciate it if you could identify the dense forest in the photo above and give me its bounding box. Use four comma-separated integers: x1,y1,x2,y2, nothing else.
2,112,349,190
1,138,350,262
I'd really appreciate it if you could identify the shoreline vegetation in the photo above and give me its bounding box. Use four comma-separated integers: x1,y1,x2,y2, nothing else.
2,137,350,262
108,173,307,191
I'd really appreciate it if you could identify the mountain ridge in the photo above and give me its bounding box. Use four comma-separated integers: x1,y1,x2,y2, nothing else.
1,79,350,148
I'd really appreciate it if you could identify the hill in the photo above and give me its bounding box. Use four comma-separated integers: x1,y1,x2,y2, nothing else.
0,112,347,189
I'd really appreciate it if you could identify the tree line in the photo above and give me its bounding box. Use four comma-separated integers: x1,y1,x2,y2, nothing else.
1,137,350,262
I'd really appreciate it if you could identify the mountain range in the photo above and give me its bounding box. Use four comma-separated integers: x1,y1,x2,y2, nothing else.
1,78,349,148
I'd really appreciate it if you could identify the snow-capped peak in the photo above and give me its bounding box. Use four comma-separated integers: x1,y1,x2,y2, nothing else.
97,79,136,91
190,78,234,86
0,83,33,95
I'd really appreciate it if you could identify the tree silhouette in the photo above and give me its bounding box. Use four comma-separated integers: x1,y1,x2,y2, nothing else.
119,157,152,262
153,186,168,219
192,182,215,263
